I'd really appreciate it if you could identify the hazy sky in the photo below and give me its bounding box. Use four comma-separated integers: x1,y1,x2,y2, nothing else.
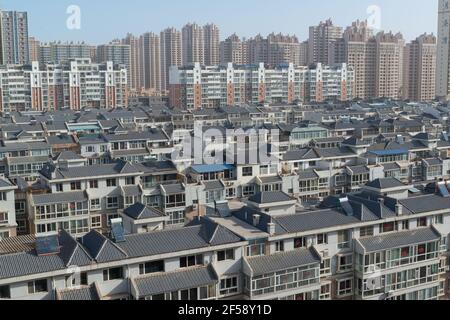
1,0,439,44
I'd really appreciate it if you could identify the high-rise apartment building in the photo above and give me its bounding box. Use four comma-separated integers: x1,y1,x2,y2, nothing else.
169,62,354,109
0,11,29,65
220,34,246,64
404,33,437,101
0,59,128,112
299,41,309,66
246,33,302,66
374,32,405,99
97,42,131,86
39,42,93,64
308,19,343,64
203,23,220,66
182,23,205,65
340,20,375,99
28,36,40,62
141,32,162,93
122,33,145,92
160,28,182,92
437,0,450,99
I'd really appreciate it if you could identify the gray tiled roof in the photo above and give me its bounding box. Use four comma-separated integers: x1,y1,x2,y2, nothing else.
246,248,320,276
259,176,282,184
117,221,241,259
161,183,185,195
358,227,441,253
274,209,360,234
365,178,406,190
399,194,450,214
283,149,320,161
0,230,91,280
81,231,128,263
298,169,319,180
133,265,218,297
203,180,224,191
47,160,142,180
32,191,87,205
347,165,370,175
123,203,163,220
248,191,293,204
57,285,100,301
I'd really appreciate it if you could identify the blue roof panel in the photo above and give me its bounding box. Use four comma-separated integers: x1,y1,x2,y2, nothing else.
369,149,408,156
191,164,234,174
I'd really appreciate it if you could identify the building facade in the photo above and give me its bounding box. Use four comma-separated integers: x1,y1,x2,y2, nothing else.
0,59,128,112
169,62,354,109
0,10,29,65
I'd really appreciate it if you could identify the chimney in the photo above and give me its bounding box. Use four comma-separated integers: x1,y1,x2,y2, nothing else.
252,214,261,227
267,222,276,236
395,203,403,216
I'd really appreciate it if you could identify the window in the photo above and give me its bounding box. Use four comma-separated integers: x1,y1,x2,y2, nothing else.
317,233,328,245
294,237,307,249
337,278,353,297
103,267,123,281
0,192,6,201
125,177,135,185
91,215,101,228
337,230,351,249
139,261,164,275
380,222,397,233
106,197,119,209
220,277,239,296
70,181,81,191
90,199,101,211
0,285,10,299
320,259,331,276
275,241,285,252
417,217,428,227
168,210,185,226
217,249,235,261
0,212,8,224
55,184,63,192
338,254,353,272
359,226,374,237
27,279,48,294
180,255,203,268
434,215,444,225
106,179,117,187
242,167,253,177
402,220,410,230
89,180,98,189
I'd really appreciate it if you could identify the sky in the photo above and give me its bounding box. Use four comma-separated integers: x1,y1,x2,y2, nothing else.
0,0,439,44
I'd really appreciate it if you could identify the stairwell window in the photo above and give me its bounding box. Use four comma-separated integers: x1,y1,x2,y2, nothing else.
27,279,48,294
337,230,351,249
337,278,353,297
106,179,117,187
220,276,239,296
103,267,123,281
217,249,235,261
0,285,10,299
180,255,203,268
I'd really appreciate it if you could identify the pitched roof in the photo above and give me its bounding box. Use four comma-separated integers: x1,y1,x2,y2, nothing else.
123,203,163,220
117,220,241,259
57,284,100,301
248,191,293,204
358,227,441,253
80,231,128,263
133,265,218,297
245,248,320,276
365,178,406,190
